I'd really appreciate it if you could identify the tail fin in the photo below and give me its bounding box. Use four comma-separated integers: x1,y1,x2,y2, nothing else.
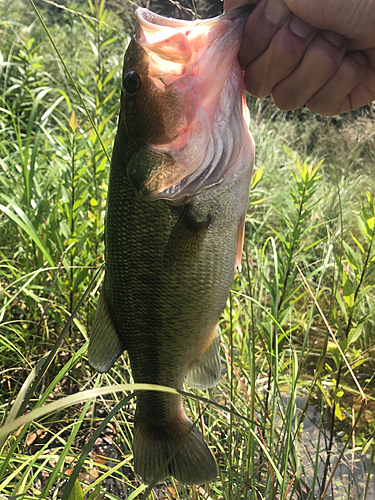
133,414,217,485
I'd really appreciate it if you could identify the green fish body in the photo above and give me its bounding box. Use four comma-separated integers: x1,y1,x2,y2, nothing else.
88,6,255,485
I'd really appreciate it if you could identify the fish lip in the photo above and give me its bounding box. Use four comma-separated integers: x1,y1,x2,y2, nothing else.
135,3,257,31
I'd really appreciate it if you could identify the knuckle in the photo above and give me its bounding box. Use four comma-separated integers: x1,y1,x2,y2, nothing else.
273,87,301,111
306,98,338,116
343,54,367,83
248,84,271,99
309,34,347,66
245,68,273,98
277,29,309,61
323,30,347,51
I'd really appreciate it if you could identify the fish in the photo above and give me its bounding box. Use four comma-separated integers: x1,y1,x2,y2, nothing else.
88,5,255,485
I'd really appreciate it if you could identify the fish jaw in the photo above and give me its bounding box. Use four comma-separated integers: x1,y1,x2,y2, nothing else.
122,7,254,201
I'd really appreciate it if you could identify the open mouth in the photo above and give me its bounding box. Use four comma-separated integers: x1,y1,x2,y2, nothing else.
130,6,253,201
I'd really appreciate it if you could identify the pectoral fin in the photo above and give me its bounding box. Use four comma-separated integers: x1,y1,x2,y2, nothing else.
163,204,211,268
88,288,125,373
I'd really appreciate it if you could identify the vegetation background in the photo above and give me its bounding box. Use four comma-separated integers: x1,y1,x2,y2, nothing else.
0,0,374,498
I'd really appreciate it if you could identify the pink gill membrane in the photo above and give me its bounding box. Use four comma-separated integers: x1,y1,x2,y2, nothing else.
135,8,253,200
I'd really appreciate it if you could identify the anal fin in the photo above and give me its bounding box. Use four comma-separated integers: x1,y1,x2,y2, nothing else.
88,288,125,373
186,327,221,390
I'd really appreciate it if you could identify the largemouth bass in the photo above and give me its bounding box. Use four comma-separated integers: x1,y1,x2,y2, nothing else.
88,5,255,485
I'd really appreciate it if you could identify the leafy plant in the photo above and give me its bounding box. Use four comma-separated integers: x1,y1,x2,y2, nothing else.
0,0,374,499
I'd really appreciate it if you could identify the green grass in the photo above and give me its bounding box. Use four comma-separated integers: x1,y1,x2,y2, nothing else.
0,1,374,499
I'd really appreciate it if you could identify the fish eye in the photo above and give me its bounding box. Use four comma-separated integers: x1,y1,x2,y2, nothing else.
123,71,142,96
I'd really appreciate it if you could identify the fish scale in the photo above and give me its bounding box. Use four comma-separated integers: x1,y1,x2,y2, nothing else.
88,5,255,485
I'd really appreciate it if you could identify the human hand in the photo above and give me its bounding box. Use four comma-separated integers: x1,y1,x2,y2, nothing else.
224,0,375,115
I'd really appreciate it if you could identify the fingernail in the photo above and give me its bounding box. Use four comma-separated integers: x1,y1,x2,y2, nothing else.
351,51,367,67
323,30,345,49
264,0,289,24
289,16,314,39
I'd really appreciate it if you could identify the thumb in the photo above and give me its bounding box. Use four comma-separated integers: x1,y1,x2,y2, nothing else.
284,0,375,43
223,0,260,13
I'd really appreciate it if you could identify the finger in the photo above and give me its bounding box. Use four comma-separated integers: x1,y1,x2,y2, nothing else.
238,0,290,69
346,49,375,111
305,52,369,115
244,14,317,97
272,31,347,110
